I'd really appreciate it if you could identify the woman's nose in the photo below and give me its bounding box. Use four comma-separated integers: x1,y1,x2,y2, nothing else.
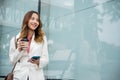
33,20,38,25
33,19,38,23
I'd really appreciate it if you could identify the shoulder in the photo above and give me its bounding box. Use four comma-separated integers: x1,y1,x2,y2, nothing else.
10,33,20,42
43,35,47,40
43,35,48,43
43,35,47,41
16,33,20,39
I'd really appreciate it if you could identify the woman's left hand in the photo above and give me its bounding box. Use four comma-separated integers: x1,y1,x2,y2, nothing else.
28,58,40,66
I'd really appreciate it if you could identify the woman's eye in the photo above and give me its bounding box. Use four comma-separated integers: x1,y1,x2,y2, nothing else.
31,17,38,21
31,17,35,20
36,19,39,22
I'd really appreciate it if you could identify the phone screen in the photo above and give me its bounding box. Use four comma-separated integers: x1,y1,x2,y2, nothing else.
32,56,40,60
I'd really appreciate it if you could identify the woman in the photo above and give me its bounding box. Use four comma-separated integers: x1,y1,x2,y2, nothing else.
9,11,49,80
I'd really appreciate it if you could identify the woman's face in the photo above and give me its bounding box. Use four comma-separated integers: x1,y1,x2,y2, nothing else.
28,13,39,31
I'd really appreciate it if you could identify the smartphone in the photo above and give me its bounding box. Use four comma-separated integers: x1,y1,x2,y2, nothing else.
32,56,40,60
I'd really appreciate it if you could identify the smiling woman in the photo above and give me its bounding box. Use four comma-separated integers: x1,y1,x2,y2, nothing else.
9,11,49,80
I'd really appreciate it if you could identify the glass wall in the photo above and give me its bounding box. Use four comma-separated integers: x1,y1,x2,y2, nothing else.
41,0,120,80
0,0,120,80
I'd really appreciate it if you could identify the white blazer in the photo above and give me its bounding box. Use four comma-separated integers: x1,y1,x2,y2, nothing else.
9,33,49,80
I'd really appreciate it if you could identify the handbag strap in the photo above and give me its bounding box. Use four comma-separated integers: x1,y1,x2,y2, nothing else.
11,35,18,73
11,62,17,73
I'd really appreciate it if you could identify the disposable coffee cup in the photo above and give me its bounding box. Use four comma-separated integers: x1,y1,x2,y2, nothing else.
21,37,29,50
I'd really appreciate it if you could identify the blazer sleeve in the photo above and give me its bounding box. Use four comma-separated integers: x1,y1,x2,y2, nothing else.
9,37,23,65
38,36,49,69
